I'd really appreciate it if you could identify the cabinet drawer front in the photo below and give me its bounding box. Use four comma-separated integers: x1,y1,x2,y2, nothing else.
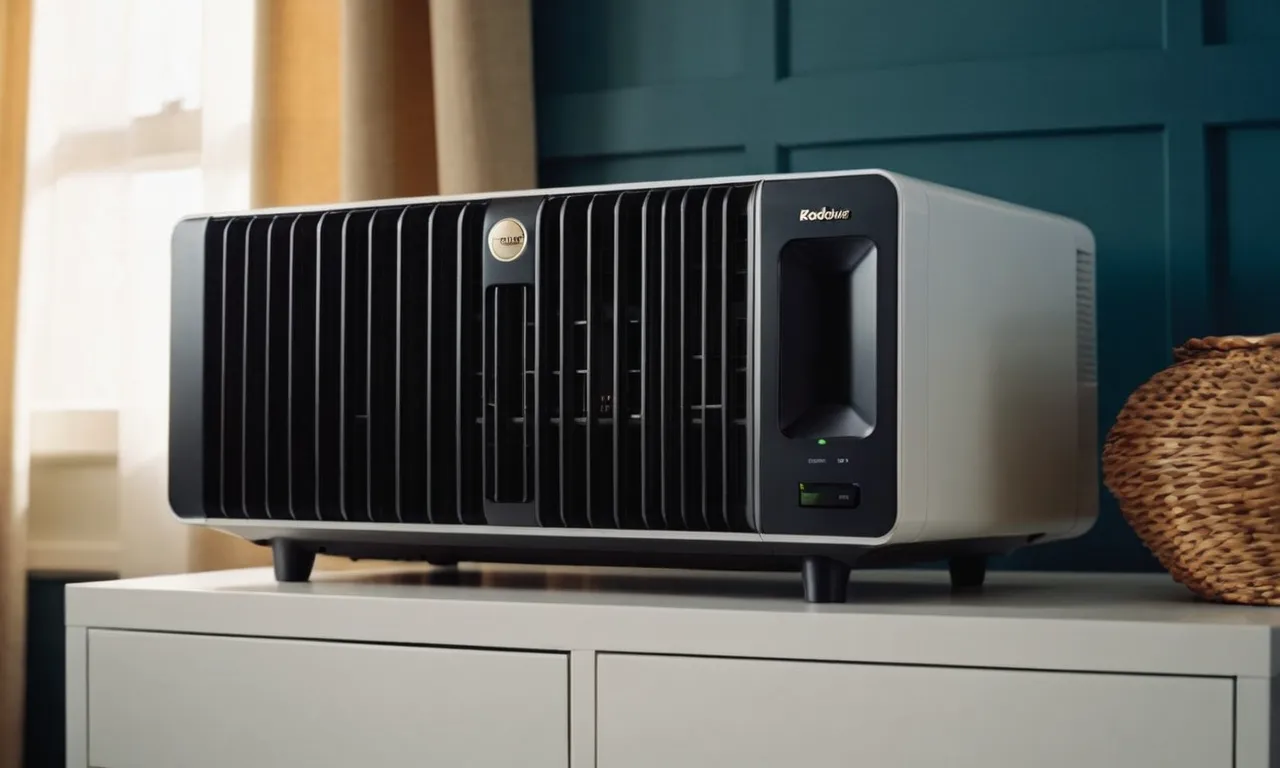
88,630,567,768
597,654,1232,768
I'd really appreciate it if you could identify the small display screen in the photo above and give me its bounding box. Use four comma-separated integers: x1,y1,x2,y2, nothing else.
798,483,861,509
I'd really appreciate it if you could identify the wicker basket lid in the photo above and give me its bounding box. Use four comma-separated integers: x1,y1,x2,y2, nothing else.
1174,333,1280,362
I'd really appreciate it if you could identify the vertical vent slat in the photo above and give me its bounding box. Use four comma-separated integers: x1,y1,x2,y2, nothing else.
221,218,249,518
287,214,320,520
584,198,596,527
242,219,269,519
485,288,498,500
558,200,570,528
396,206,430,523
203,220,229,518
431,205,464,524
433,203,463,524
638,192,663,530
557,198,589,527
265,216,293,519
522,284,533,503
367,210,399,522
315,213,344,520
456,203,485,524
613,192,645,528
535,199,563,526
659,190,681,529
701,188,726,531
340,211,372,521
585,195,617,528
728,186,753,531
679,189,709,530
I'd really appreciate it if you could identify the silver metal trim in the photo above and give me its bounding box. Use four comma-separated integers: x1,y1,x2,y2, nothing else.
191,518,887,546
182,169,900,221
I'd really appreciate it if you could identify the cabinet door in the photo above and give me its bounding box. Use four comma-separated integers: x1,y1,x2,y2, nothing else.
597,654,1233,768
88,630,568,768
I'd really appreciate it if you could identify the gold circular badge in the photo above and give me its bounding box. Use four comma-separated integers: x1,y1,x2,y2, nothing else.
488,218,528,262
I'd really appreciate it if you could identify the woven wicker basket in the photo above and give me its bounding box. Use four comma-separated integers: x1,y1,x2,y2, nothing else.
1102,334,1280,605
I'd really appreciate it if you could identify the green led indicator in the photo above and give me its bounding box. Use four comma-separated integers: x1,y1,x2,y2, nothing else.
817,438,827,446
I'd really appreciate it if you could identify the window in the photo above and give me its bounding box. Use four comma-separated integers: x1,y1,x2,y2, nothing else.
20,0,253,453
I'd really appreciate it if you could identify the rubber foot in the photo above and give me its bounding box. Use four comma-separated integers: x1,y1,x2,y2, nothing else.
272,539,316,583
802,556,852,603
949,555,987,590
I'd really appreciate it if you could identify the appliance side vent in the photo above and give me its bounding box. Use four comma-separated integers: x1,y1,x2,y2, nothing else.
203,202,487,525
1076,248,1097,386
200,189,753,531
535,184,754,532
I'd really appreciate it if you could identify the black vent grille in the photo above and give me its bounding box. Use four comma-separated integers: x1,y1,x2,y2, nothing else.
534,185,754,531
202,203,486,523
198,184,754,531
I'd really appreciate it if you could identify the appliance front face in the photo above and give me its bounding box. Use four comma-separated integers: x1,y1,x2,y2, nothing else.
752,174,899,540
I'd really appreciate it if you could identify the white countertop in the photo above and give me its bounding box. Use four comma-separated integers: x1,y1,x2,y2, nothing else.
67,565,1280,678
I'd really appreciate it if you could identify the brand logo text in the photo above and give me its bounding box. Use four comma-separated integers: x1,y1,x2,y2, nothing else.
799,207,850,222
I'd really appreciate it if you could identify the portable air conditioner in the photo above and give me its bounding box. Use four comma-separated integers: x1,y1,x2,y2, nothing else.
168,169,1098,602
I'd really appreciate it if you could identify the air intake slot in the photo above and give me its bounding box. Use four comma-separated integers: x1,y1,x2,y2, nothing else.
485,285,534,503
536,185,755,531
202,203,486,524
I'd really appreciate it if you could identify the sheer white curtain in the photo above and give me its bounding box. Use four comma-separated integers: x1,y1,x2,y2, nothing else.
18,0,255,576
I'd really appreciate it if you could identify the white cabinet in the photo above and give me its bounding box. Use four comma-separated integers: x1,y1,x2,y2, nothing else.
86,629,568,768
596,653,1234,768
67,568,1280,768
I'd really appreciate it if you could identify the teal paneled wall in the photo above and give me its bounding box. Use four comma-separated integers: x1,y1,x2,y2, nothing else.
533,0,1280,571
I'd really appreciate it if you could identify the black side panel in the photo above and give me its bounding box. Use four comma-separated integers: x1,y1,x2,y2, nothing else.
169,217,212,519
755,174,900,537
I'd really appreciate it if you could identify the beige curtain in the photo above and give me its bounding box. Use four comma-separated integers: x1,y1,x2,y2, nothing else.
1,0,537,759
167,0,540,573
0,0,31,764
